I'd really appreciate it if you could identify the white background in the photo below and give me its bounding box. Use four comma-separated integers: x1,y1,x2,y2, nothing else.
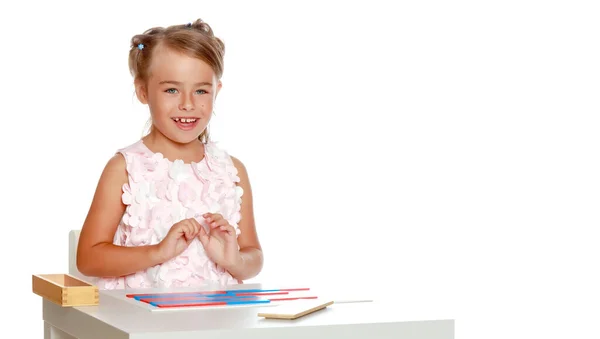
1,0,599,338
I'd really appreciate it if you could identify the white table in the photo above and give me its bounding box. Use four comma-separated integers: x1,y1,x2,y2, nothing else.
42,283,454,339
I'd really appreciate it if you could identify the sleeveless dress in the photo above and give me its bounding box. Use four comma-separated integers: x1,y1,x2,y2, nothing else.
91,139,244,289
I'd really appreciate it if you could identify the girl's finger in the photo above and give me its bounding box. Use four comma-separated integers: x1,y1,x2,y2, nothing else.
219,225,235,236
212,221,229,231
187,218,199,235
183,222,194,239
176,223,188,237
204,213,223,223
197,225,209,246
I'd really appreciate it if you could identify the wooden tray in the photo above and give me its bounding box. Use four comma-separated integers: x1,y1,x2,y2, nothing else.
32,274,99,307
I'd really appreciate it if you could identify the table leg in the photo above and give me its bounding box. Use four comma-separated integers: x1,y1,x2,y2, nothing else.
44,322,78,339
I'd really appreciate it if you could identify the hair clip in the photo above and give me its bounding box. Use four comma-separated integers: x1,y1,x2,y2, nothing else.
137,43,144,50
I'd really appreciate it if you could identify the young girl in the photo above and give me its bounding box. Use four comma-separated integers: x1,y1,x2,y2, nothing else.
76,19,263,289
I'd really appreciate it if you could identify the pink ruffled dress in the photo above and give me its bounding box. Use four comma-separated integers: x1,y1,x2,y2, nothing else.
91,139,244,289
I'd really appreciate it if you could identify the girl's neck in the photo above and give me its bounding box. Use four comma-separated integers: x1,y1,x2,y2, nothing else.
142,130,206,164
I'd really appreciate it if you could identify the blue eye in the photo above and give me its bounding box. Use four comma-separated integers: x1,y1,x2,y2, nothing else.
196,89,207,94
166,88,178,94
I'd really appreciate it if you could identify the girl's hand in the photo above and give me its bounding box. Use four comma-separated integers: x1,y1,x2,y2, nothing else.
197,213,241,270
155,218,201,262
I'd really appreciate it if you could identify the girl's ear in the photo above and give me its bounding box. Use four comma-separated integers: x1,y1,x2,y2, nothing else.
134,78,148,104
214,80,222,99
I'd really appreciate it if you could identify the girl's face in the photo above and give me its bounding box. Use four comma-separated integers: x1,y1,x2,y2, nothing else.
136,45,221,144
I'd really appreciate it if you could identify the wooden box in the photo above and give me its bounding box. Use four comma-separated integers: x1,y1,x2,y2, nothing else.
32,274,99,307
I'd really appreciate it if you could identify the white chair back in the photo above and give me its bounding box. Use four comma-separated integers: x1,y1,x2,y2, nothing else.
68,229,84,280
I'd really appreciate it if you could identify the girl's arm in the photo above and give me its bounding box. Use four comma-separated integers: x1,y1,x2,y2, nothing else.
223,156,264,281
76,154,164,277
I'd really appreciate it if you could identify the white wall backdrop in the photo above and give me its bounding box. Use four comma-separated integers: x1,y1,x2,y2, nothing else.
1,0,599,338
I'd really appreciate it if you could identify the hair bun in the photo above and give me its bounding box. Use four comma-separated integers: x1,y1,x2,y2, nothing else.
190,19,214,36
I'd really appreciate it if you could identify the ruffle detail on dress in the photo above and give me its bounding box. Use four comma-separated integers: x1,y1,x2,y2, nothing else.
192,142,244,236
93,139,243,290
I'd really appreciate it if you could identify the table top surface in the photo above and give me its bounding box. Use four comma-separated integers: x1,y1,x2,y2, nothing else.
67,283,453,334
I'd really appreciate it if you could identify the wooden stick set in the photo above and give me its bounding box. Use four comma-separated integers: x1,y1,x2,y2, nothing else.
126,287,336,319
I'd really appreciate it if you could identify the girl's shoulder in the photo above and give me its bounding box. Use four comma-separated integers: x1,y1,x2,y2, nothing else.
116,139,151,159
